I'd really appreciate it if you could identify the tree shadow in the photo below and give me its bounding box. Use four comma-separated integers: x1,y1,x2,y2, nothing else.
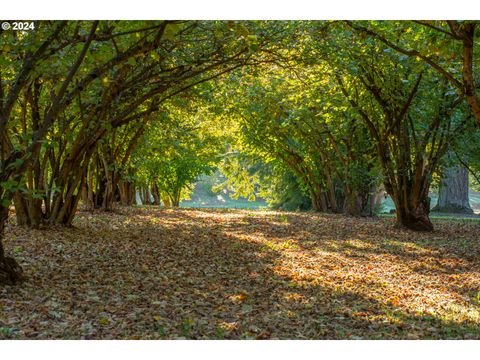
0,208,479,339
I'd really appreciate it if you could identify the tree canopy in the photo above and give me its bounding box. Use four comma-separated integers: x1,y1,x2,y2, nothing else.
1,20,479,285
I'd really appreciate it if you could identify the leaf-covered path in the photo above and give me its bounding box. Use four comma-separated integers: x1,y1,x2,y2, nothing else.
1,208,479,339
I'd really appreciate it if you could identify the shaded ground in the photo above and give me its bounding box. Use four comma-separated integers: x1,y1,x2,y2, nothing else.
1,208,479,339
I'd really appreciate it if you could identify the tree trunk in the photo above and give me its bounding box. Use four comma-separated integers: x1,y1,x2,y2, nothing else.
0,205,23,285
130,186,136,206
344,187,363,216
460,23,480,127
319,160,338,213
140,187,151,205
391,185,433,231
310,190,325,212
162,197,171,207
151,183,160,205
82,166,95,210
396,203,433,231
119,180,136,206
101,168,116,211
372,185,386,213
12,192,43,228
308,181,326,212
432,165,473,214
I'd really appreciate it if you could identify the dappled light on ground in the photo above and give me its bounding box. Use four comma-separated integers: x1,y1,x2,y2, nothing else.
1,208,479,339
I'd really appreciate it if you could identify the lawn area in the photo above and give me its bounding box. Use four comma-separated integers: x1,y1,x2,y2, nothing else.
381,190,480,214
1,207,479,339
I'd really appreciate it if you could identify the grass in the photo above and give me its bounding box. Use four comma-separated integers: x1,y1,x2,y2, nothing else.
379,213,480,224
181,197,267,210
381,190,480,214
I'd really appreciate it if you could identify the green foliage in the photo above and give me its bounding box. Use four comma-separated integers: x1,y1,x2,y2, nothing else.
132,99,224,205
258,166,312,211
1,20,479,222
213,155,261,202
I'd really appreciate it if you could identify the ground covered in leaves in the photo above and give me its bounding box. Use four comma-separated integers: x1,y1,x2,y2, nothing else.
1,207,480,339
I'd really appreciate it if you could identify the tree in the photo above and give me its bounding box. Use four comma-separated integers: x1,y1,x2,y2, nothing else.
315,22,471,230
0,20,286,284
132,99,224,207
2,20,478,285
214,59,382,215
344,21,480,127
433,163,473,214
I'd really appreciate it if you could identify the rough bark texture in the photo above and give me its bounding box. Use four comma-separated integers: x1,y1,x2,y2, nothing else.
460,23,480,127
392,191,433,232
433,165,473,214
151,183,160,206
310,190,325,212
118,180,136,206
0,206,23,285
398,204,433,231
344,189,363,216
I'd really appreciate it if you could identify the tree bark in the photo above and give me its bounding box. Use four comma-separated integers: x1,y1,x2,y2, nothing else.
162,197,171,207
151,183,160,205
140,187,151,205
433,165,473,214
0,205,23,285
460,23,480,127
12,192,43,228
366,185,385,216
310,189,326,212
344,187,363,216
396,204,433,231
389,182,433,231
119,180,136,206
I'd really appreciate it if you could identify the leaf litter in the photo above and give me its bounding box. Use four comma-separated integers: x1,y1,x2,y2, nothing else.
1,207,479,339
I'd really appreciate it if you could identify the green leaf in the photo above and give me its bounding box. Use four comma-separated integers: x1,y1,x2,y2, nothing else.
1,180,18,191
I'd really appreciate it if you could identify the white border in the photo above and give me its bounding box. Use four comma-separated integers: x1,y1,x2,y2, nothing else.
1,0,480,357
0,0,480,20
1,340,479,359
